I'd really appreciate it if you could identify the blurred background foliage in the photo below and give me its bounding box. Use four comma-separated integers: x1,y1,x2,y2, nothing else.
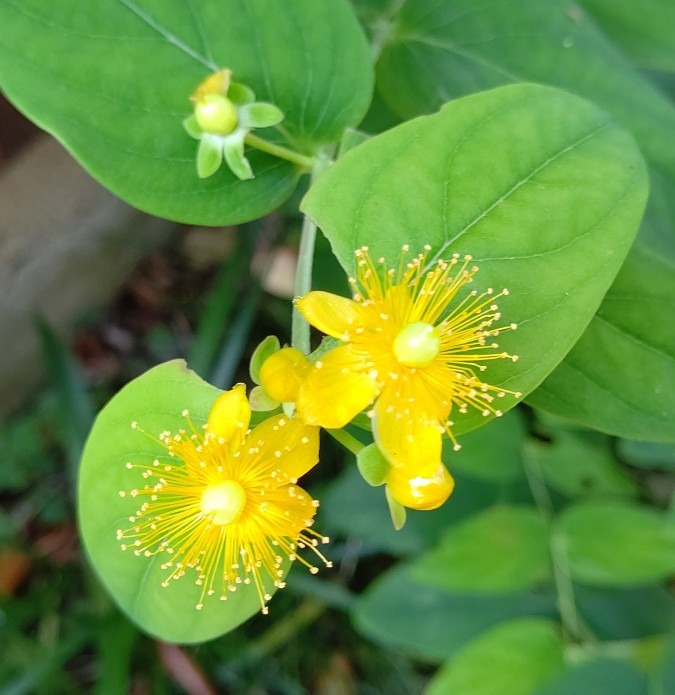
1,0,675,693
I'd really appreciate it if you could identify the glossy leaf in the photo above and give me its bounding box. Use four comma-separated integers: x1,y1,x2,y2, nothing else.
372,0,675,440
557,501,675,587
411,506,551,593
426,619,564,695
0,0,372,224
303,83,648,434
79,361,271,643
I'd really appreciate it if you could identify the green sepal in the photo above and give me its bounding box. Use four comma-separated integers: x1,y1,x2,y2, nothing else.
309,336,342,363
239,102,284,129
249,385,279,412
183,114,202,140
228,82,256,106
249,335,281,384
223,134,254,180
385,486,407,531
357,443,390,487
196,135,223,179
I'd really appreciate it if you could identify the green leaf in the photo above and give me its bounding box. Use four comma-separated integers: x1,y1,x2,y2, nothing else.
533,657,648,695
524,431,638,499
197,135,223,178
580,0,675,73
385,486,406,530
372,0,675,441
426,618,564,695
529,246,675,441
557,501,675,587
303,83,648,434
447,409,526,483
411,506,551,593
617,439,675,471
353,565,557,662
0,0,372,224
78,361,271,643
356,442,390,486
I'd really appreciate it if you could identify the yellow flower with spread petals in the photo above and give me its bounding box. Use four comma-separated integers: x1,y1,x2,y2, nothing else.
262,246,521,509
117,384,329,613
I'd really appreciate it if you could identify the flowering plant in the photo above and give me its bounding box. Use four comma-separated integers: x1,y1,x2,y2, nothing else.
3,0,673,691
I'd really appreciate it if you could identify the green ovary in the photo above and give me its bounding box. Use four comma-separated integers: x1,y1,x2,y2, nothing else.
393,322,441,367
194,94,238,135
200,480,246,525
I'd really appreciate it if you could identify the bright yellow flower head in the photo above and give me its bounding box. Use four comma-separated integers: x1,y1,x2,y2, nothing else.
117,384,329,613
289,246,521,490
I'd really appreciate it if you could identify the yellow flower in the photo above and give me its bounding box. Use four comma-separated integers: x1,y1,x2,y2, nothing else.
117,384,328,613
262,246,521,506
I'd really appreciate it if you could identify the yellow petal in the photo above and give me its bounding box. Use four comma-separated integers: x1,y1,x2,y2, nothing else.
296,345,378,428
248,414,320,481
385,463,455,510
296,291,365,340
259,347,309,403
373,384,442,477
207,383,251,449
191,68,231,101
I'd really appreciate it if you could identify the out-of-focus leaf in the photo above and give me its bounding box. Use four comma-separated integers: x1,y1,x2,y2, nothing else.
425,618,564,695
575,584,675,640
617,439,675,471
557,501,675,586
533,657,648,695
352,564,557,663
411,506,551,594
581,0,675,73
447,410,526,483
524,431,637,498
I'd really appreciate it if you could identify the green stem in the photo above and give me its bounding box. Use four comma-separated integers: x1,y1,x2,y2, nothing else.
291,151,333,354
244,598,326,660
244,132,314,170
327,428,366,456
522,449,595,647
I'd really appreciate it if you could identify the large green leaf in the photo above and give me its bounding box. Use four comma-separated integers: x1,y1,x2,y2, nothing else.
557,501,675,587
426,618,564,695
411,506,551,593
79,361,272,643
303,83,648,434
0,0,372,224
370,0,675,440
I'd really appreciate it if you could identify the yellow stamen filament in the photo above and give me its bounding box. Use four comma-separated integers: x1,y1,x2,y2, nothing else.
117,409,328,612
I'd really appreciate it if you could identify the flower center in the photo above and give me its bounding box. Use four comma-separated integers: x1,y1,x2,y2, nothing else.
194,94,238,135
200,480,246,525
393,322,441,367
